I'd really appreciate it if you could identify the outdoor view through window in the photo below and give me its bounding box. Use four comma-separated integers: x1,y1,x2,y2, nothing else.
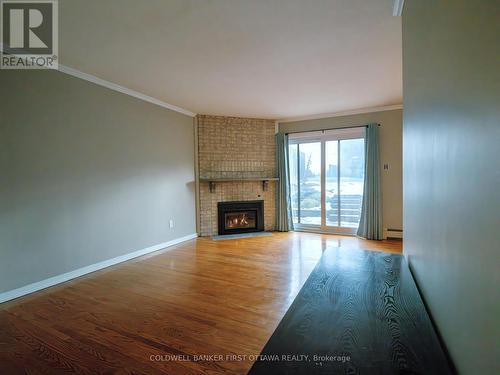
289,128,365,232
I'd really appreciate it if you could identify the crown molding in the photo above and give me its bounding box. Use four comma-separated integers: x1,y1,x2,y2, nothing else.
277,104,403,123
0,42,196,117
393,0,405,16
58,65,196,117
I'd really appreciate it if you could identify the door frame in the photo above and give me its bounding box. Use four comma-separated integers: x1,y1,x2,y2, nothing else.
289,127,365,235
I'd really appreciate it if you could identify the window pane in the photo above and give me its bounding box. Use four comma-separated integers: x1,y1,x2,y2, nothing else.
298,142,321,225
325,141,339,226
288,143,299,224
339,138,365,228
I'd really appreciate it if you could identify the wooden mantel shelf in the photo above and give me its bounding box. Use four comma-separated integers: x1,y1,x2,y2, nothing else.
199,177,279,182
199,177,279,192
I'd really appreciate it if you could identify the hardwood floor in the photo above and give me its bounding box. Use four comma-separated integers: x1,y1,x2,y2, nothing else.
249,248,451,374
0,232,402,374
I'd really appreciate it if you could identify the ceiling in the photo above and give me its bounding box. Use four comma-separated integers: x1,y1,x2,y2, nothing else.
59,0,402,119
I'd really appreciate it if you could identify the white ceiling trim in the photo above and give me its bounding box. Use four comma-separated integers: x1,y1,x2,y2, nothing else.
393,0,405,16
58,65,197,117
277,104,403,123
1,40,196,117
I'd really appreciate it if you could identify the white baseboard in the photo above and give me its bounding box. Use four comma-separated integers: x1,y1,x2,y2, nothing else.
0,233,198,304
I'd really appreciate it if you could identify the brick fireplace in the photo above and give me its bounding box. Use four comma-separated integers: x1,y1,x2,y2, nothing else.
196,115,276,236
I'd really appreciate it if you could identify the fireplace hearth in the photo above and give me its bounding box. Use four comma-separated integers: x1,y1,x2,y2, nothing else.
217,200,264,235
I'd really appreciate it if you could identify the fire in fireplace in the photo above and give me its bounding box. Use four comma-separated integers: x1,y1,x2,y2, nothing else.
225,212,255,229
218,200,264,235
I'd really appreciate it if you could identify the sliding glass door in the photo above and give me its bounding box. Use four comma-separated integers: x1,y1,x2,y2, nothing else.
289,128,365,234
289,141,321,225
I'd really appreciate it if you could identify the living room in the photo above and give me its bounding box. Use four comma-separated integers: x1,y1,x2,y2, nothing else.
0,1,497,374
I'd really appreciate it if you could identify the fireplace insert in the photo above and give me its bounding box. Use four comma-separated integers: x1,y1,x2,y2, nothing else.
217,200,264,235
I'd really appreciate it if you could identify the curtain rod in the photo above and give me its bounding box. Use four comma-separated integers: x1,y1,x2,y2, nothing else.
285,123,380,135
